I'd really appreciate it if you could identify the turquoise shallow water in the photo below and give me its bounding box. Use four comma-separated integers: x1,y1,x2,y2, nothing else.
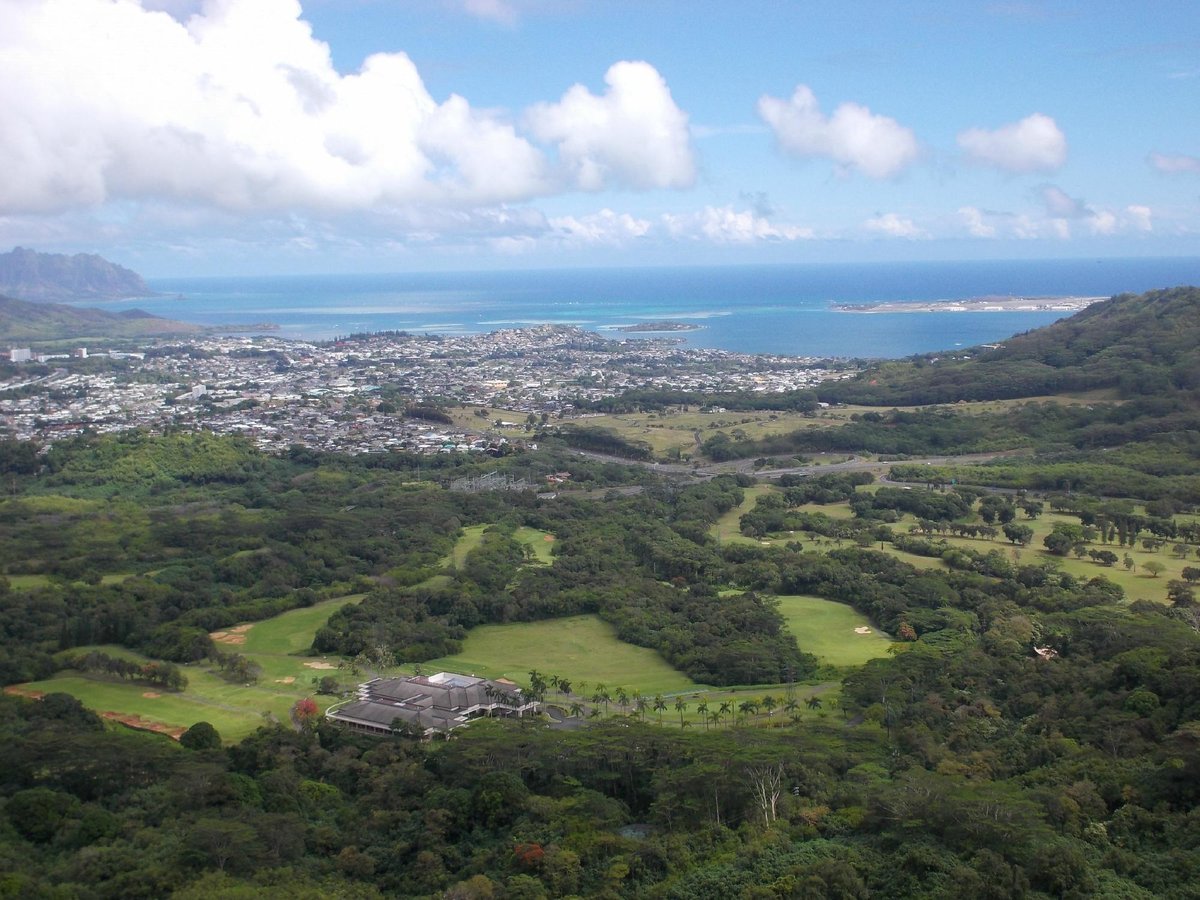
85,257,1200,358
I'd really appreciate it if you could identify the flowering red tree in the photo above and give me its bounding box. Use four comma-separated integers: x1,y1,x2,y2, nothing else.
292,696,319,730
513,842,544,869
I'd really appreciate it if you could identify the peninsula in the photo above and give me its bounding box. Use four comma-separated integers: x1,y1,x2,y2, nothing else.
834,294,1105,313
613,320,703,332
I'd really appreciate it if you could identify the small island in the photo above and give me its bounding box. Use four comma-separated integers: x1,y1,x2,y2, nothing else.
834,295,1106,313
613,320,703,333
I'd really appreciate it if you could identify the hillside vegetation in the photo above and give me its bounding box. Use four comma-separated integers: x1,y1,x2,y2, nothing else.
822,285,1200,405
2,288,1200,897
0,294,201,342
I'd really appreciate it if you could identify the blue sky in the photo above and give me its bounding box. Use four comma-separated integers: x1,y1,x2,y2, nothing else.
0,0,1197,275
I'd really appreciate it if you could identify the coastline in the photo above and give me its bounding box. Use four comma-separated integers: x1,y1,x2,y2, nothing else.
834,295,1107,314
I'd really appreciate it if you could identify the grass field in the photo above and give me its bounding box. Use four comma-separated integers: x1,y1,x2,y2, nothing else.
513,526,556,563
775,595,894,666
421,614,705,695
749,492,1197,604
15,594,364,742
450,524,489,569
711,483,776,545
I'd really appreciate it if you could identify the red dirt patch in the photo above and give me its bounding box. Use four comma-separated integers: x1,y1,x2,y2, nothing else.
3,685,44,699
543,534,555,542
101,711,185,741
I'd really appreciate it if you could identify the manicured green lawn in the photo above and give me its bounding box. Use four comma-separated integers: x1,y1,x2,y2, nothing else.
16,594,365,742
775,595,894,667
421,614,704,695
711,484,776,544
450,524,488,569
238,595,363,656
513,526,556,564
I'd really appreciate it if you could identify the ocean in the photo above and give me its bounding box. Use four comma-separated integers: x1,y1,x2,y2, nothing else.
93,257,1200,358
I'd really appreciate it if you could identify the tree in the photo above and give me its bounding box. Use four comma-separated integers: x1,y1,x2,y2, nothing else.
696,698,709,730
745,763,784,826
1168,580,1196,607
1002,523,1034,546
738,698,759,725
718,700,733,727
292,697,319,731
1143,560,1167,578
760,695,777,723
674,696,688,727
1182,566,1200,584
653,694,666,725
180,721,222,750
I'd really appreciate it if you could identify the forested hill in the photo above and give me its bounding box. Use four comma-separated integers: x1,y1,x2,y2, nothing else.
0,294,201,341
821,286,1200,405
0,246,150,303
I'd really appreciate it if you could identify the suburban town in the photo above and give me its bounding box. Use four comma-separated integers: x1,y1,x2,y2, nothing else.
1,326,851,455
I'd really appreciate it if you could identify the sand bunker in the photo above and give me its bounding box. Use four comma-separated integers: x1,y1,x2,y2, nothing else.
275,676,296,684
854,626,873,635
304,661,337,670
209,627,248,645
141,691,161,698
543,534,555,542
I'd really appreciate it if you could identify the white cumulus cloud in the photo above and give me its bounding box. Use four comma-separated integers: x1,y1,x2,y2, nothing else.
526,61,696,191
1125,205,1153,232
757,85,919,179
958,206,997,238
1040,185,1087,218
957,113,1067,174
0,1,695,217
549,209,652,245
662,206,813,243
1149,152,1200,174
864,213,925,239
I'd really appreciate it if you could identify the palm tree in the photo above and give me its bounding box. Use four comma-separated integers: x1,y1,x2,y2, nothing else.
718,700,733,728
738,698,759,725
696,698,709,730
615,686,629,713
569,701,584,718
707,710,721,730
675,696,688,726
761,695,777,724
783,697,800,719
635,694,648,722
805,696,822,710
653,694,667,725
558,678,572,697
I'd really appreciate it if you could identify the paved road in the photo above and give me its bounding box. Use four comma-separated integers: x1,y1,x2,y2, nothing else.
572,448,1023,482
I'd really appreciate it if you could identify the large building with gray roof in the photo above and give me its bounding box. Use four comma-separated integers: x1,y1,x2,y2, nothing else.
326,671,538,737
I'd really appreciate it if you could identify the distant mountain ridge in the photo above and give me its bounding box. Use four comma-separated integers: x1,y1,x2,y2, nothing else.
0,294,200,342
0,246,151,302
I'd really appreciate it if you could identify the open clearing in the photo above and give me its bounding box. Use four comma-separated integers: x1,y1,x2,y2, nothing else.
775,595,894,667
513,526,556,564
15,594,364,742
422,614,704,695
711,483,776,545
450,524,488,569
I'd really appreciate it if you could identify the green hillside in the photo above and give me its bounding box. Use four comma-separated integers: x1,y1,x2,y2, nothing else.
822,286,1200,405
0,294,201,342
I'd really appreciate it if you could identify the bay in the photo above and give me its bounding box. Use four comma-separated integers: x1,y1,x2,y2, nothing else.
89,257,1200,358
